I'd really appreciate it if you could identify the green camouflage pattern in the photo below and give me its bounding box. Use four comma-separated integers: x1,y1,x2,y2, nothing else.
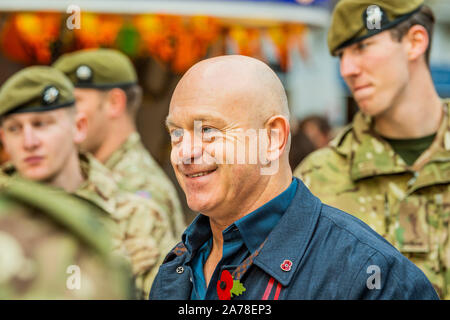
0,175,135,299
75,153,177,299
104,132,186,238
294,100,450,299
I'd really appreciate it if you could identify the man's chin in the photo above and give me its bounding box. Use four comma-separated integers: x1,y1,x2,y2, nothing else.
186,195,218,215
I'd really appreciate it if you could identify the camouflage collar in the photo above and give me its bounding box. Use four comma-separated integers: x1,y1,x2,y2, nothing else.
1,153,121,217
75,153,120,215
104,132,141,171
332,100,450,184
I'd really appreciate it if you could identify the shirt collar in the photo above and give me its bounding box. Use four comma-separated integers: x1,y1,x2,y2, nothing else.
233,178,298,254
182,178,298,257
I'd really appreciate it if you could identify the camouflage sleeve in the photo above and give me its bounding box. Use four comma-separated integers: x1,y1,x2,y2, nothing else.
107,191,177,299
0,197,135,299
293,147,350,193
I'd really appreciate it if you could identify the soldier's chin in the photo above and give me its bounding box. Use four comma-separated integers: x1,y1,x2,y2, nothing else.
21,168,53,183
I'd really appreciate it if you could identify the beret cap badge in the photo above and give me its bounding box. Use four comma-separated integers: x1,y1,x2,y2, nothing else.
75,65,93,82
365,5,384,30
42,86,60,105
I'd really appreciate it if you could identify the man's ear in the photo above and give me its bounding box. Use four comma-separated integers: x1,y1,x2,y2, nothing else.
73,110,88,145
405,24,429,63
263,115,290,162
104,88,127,118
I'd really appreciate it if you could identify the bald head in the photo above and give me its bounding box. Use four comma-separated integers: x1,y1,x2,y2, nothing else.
171,55,289,125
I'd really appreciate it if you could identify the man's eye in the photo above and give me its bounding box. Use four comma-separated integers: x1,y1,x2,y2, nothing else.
202,127,219,140
170,129,184,141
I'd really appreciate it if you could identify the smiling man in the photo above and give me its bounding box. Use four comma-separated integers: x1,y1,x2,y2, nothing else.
0,66,176,299
149,55,438,300
294,0,450,299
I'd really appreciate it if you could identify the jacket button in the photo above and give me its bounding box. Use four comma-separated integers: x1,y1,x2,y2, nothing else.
176,266,184,274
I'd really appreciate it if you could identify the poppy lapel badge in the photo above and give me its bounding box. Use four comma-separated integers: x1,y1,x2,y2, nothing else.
280,259,292,272
217,270,246,300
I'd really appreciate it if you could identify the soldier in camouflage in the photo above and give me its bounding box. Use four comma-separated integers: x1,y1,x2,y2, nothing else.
0,66,176,299
0,174,135,299
53,49,186,239
294,0,450,298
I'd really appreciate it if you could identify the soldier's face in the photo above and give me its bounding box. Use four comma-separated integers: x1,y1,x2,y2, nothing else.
0,109,85,182
338,31,410,117
166,82,267,220
73,88,108,154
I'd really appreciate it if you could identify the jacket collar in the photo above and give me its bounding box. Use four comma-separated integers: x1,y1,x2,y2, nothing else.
75,153,119,215
332,100,450,186
104,132,141,170
253,178,322,287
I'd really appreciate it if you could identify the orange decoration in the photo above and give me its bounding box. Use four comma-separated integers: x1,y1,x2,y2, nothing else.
1,11,307,73
1,12,61,64
74,13,123,48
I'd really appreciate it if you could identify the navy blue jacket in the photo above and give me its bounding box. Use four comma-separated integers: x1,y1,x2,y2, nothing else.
149,179,438,300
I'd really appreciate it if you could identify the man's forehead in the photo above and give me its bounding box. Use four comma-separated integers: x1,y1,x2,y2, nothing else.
166,107,230,127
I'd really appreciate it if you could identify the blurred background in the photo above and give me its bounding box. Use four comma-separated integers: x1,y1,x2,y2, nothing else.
0,0,449,218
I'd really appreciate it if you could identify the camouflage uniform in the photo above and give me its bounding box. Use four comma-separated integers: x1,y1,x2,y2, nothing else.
104,132,186,238
75,153,177,299
294,100,450,299
0,175,134,299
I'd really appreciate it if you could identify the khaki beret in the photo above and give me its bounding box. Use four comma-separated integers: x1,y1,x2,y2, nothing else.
52,48,137,89
328,0,425,55
0,66,75,117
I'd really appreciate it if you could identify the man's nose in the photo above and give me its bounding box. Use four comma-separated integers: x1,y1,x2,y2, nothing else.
339,51,361,79
177,131,203,165
22,126,40,150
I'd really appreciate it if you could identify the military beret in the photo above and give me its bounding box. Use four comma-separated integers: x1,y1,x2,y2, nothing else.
328,0,425,55
0,66,75,117
52,48,137,89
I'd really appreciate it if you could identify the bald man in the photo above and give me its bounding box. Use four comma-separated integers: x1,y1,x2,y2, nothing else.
149,55,437,300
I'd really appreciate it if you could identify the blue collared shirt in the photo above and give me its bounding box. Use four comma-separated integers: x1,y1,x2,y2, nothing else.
187,179,298,300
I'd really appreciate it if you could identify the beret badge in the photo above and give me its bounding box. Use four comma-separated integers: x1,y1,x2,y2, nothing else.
75,65,93,82
364,5,388,31
42,86,60,105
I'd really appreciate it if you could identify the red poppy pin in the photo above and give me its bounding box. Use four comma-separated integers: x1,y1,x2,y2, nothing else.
280,259,292,272
217,270,246,300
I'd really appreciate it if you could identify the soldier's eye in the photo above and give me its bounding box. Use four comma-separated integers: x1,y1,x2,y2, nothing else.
5,124,20,133
357,42,369,51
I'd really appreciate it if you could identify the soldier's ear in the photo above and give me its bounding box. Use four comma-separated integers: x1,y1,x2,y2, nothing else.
73,110,87,145
405,24,429,63
105,88,127,118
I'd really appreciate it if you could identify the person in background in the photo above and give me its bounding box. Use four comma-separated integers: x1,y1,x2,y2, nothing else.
53,49,186,239
294,0,450,298
0,66,176,298
298,115,332,150
0,174,135,299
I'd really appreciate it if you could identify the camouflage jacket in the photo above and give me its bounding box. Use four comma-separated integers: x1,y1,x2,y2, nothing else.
0,175,134,299
75,154,177,299
294,100,450,299
104,132,186,238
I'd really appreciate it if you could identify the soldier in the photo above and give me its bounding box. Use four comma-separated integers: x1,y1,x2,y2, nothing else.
0,175,135,299
0,66,176,299
53,49,186,239
294,0,450,298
